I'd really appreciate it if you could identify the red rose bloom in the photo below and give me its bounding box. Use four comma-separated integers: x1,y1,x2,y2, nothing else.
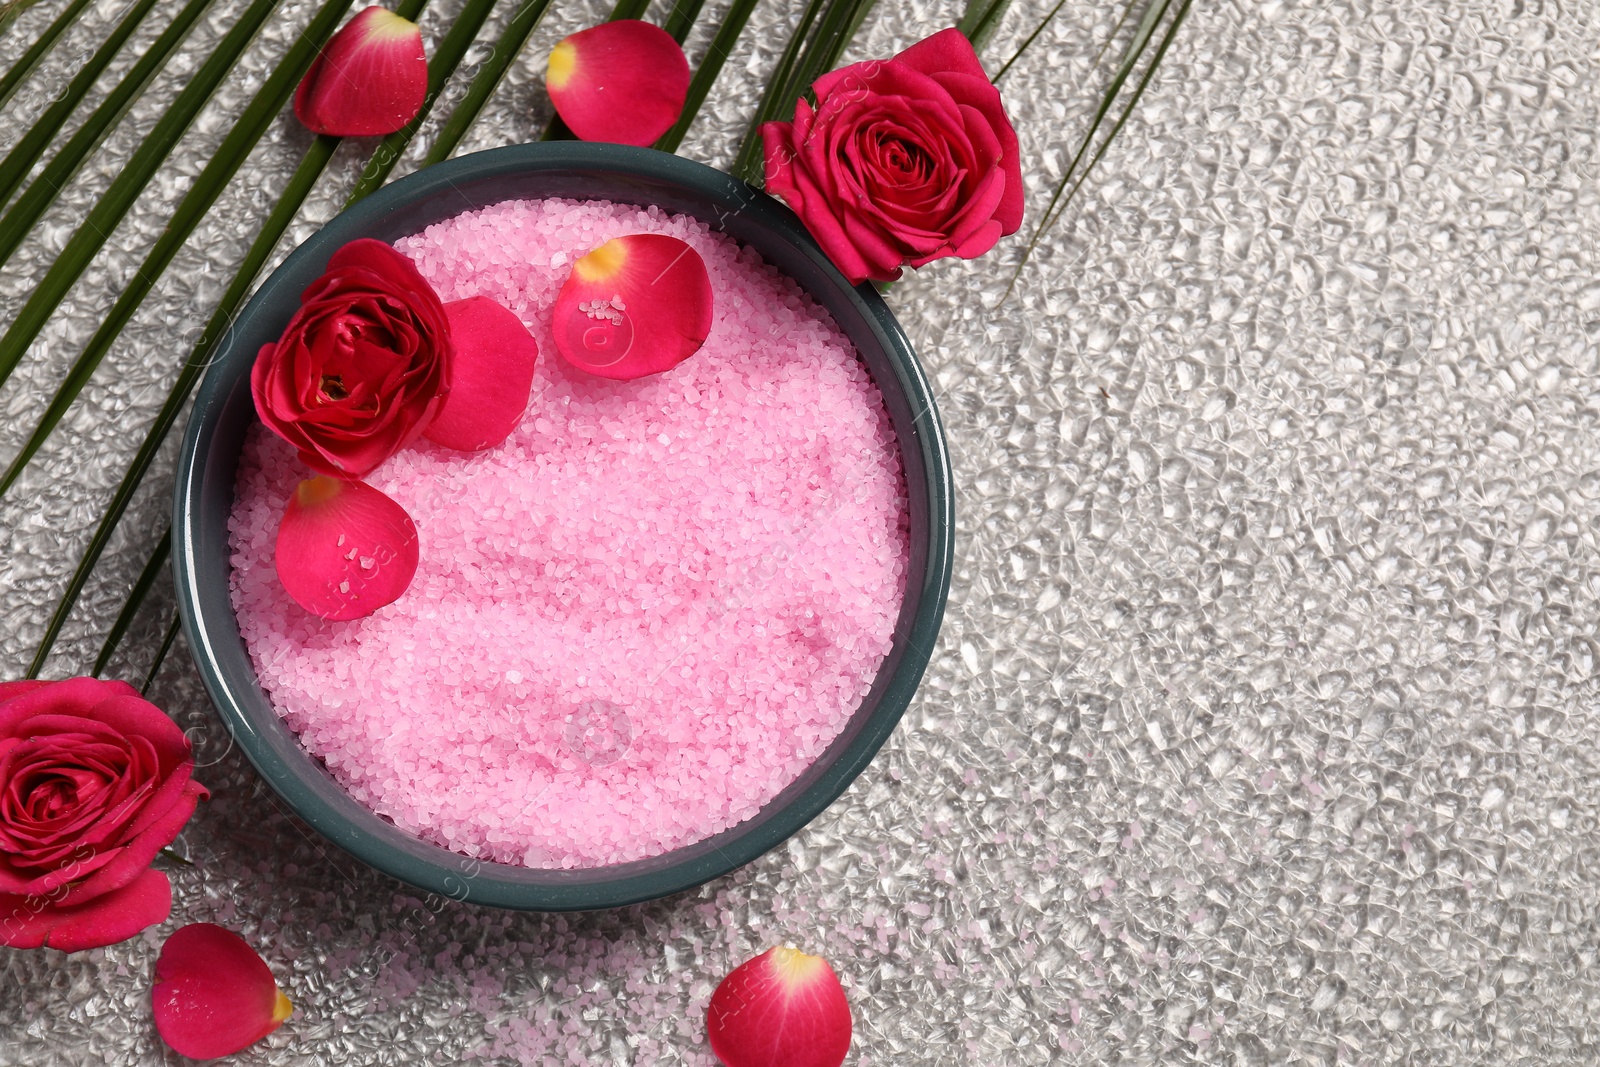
761,27,1024,285
0,678,209,952
251,238,453,479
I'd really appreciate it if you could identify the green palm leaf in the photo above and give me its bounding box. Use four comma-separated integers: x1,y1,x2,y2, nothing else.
0,0,280,395
39,0,496,677
958,0,1010,53
142,613,182,694
0,0,92,107
1003,0,1192,299
661,0,708,43
422,0,559,166
0,0,356,498
653,0,762,153
0,0,216,265
27,136,343,678
0,0,163,210
92,527,169,677
726,0,823,182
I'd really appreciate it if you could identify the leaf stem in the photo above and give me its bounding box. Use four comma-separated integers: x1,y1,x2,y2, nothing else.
142,614,183,696
654,0,762,153
1000,0,1190,302
0,0,93,110
90,527,169,677
995,0,1134,84
422,0,557,166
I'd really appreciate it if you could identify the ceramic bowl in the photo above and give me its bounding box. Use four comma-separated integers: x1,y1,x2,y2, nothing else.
173,142,952,910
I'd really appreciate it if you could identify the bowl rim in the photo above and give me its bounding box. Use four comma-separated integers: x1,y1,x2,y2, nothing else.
173,142,953,910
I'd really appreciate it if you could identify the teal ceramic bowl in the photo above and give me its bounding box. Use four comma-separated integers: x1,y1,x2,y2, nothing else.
173,142,952,911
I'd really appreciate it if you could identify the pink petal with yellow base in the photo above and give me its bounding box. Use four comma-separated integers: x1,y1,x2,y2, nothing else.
706,947,852,1067
275,476,419,621
551,234,713,380
294,6,428,137
153,923,293,1060
546,20,690,145
423,296,539,451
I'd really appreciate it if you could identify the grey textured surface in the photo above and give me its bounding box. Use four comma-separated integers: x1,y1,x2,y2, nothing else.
2,0,1599,1062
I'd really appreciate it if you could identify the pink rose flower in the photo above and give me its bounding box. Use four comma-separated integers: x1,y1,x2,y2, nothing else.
251,238,454,479
761,27,1024,285
0,678,209,952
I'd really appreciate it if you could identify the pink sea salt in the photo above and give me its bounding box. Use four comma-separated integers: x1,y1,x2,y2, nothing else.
228,198,909,869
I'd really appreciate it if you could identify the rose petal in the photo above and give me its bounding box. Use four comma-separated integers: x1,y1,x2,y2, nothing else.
707,947,852,1067
0,678,138,740
294,6,428,137
551,234,713,380
324,237,437,295
61,778,207,907
838,204,914,277
788,161,896,285
546,20,690,145
0,840,121,898
762,119,808,210
80,692,192,772
936,157,1007,252
0,680,50,704
423,297,539,451
937,217,1003,262
893,25,991,83
929,69,1023,232
0,866,171,952
275,477,419,621
153,923,294,1060
812,58,965,134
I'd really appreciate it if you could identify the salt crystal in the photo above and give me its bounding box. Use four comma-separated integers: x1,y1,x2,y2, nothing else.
229,196,909,870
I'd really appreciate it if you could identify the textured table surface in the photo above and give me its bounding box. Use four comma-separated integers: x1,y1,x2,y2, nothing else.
3,0,1599,1062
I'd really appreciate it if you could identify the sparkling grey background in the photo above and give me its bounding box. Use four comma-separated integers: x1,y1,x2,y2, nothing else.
2,0,1599,1062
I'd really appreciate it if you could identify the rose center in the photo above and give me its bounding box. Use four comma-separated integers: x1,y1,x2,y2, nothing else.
30,777,78,819
879,135,932,180
12,763,107,822
319,374,349,401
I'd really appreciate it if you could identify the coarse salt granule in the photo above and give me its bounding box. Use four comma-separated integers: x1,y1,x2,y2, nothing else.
229,198,910,869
